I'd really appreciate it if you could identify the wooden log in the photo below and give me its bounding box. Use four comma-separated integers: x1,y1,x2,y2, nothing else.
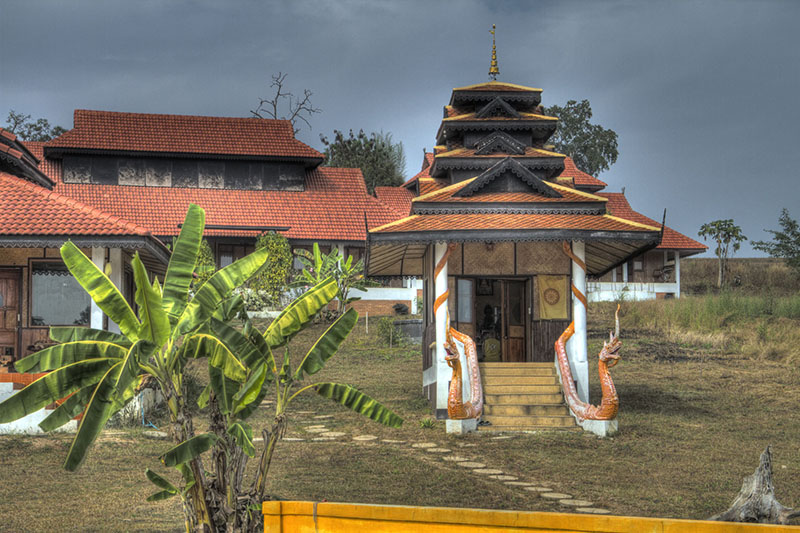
711,446,800,524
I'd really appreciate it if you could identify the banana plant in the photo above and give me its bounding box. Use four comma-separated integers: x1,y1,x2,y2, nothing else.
0,205,403,533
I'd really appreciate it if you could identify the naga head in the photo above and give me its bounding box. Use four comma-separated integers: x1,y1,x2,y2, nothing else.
443,310,460,365
600,304,622,367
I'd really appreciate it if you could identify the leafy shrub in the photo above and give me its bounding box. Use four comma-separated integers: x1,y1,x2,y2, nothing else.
250,231,293,305
376,316,403,347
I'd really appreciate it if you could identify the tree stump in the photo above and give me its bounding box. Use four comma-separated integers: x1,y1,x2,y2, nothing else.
711,446,800,524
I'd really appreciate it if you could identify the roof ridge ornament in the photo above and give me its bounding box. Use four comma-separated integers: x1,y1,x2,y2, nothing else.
455,157,562,198
489,24,499,81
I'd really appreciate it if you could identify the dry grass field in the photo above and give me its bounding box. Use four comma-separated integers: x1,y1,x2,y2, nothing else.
0,291,798,531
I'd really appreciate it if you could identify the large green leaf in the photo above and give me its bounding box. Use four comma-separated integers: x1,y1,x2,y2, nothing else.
263,277,338,349
213,294,245,323
0,359,118,423
175,247,269,336
294,308,357,381
60,241,140,341
133,254,170,347
64,342,145,471
38,386,95,432
145,468,179,493
162,204,205,326
147,489,179,502
227,421,255,458
208,364,240,415
161,433,218,467
232,362,268,415
49,327,132,347
208,317,265,370
234,382,269,421
314,383,403,428
15,341,127,373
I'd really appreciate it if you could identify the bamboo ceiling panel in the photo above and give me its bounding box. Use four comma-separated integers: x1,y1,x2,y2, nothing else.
516,241,569,275
462,241,515,275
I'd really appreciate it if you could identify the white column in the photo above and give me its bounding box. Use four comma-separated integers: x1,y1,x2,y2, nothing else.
622,262,629,283
90,247,105,330
612,267,617,283
433,242,450,416
675,252,681,298
107,248,123,334
569,240,589,403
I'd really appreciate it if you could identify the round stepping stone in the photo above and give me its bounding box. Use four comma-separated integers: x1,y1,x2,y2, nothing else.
488,474,518,481
143,430,168,439
319,432,346,438
457,462,485,468
576,508,610,514
560,499,594,507
458,443,477,447
304,424,327,428
305,428,328,433
491,436,511,440
312,437,334,441
283,437,305,442
352,435,377,441
540,492,572,499
425,448,451,453
381,439,406,444
253,437,264,442
505,481,534,486
313,415,334,420
411,442,436,448
473,469,504,475
524,487,555,492
295,411,314,415
442,455,469,462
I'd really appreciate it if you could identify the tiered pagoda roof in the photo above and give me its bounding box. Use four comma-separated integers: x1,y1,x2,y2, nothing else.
368,80,665,277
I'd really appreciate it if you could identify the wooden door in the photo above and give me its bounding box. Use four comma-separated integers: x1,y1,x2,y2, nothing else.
502,280,527,362
0,270,20,365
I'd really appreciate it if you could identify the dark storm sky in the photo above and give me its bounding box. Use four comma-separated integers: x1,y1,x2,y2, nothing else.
2,0,798,256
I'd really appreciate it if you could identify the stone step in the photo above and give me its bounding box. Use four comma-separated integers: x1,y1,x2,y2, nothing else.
483,384,562,395
482,376,558,386
484,404,570,416
480,366,555,377
484,393,565,405
478,424,581,433
481,414,577,428
479,362,553,369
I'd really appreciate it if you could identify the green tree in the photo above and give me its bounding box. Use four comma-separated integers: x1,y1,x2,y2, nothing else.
752,208,800,277
320,129,406,193
544,99,619,176
250,231,293,305
4,109,67,141
194,239,216,289
0,205,401,533
698,219,748,288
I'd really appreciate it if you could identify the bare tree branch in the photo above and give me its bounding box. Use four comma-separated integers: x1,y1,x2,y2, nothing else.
250,72,321,134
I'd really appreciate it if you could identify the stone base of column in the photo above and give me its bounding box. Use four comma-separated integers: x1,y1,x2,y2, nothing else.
446,418,478,434
578,418,618,437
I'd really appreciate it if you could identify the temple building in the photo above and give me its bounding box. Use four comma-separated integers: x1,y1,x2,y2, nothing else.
367,37,704,434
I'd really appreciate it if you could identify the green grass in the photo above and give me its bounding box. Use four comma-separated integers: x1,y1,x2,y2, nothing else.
1,309,799,530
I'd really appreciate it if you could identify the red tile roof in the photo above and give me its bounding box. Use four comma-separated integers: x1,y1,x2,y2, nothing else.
372,212,658,235
403,152,436,189
413,177,605,205
26,142,393,242
600,192,707,252
560,157,607,190
374,187,414,218
0,171,154,237
45,110,323,160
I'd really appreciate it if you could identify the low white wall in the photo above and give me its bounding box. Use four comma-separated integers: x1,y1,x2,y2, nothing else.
587,282,679,303
350,283,421,314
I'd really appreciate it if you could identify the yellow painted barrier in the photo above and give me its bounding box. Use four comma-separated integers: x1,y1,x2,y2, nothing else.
263,501,800,532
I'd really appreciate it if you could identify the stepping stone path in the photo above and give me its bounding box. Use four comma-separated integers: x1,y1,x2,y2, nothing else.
524,487,556,492
295,411,314,415
143,430,168,439
491,436,512,440
352,435,377,441
312,437,334,441
576,508,610,514
319,432,346,438
313,415,334,420
473,469,504,475
425,448,451,453
381,439,406,444
442,456,469,462
560,499,594,507
540,493,572,500
488,475,517,481
457,462,485,469
504,481,533,487
411,442,436,448
283,437,305,442
305,428,328,433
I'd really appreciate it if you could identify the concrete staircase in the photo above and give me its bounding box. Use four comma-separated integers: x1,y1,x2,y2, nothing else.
478,362,578,432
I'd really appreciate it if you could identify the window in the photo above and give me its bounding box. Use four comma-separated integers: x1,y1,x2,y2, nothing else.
457,279,473,323
633,259,644,271
31,262,91,326
217,244,254,268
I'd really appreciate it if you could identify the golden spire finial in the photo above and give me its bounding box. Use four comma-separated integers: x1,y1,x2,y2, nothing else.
489,24,499,81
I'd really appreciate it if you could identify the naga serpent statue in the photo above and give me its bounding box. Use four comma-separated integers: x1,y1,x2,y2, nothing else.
555,305,622,421
444,312,483,420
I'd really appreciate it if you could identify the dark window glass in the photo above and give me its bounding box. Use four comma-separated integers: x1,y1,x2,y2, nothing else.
31,263,91,326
